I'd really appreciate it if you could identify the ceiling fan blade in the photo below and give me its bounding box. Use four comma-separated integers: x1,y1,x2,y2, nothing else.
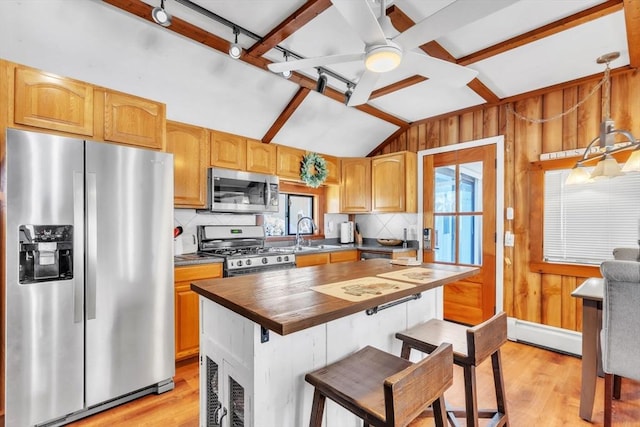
267,53,363,73
407,51,478,86
330,0,387,46
347,70,380,107
393,0,519,51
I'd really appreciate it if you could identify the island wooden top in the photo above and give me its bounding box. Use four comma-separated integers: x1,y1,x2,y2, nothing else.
191,259,478,336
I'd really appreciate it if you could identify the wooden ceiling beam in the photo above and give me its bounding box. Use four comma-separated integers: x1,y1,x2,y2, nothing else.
262,87,310,143
386,5,499,104
457,0,624,66
370,76,427,100
246,0,332,57
102,0,408,129
623,0,640,68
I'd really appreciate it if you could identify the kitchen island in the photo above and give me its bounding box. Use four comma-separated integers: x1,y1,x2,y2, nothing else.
191,259,477,427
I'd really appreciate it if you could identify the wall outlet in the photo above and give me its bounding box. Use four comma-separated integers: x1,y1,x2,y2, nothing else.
505,231,515,247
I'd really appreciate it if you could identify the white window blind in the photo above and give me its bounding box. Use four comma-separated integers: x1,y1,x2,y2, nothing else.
543,169,640,264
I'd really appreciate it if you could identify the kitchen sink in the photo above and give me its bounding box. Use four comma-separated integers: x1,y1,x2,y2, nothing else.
311,244,343,249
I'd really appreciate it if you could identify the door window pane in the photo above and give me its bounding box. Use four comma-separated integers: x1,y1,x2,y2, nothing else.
459,215,482,265
435,166,456,213
459,162,482,213
435,215,456,263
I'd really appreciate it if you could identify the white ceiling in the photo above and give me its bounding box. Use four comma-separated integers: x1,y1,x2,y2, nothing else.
0,0,634,157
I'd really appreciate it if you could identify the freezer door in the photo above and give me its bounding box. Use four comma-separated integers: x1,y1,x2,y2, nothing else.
84,141,174,405
5,129,85,426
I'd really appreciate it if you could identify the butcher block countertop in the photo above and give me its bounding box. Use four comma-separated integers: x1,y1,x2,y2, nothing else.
191,259,478,336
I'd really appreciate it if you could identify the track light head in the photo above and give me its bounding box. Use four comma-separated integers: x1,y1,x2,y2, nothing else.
229,27,241,59
316,70,327,94
151,0,171,27
344,84,353,106
281,52,291,79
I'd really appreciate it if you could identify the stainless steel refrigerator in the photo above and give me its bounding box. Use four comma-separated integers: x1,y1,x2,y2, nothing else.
4,128,175,426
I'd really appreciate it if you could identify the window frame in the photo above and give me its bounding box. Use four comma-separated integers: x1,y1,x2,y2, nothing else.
528,150,636,278
262,181,325,243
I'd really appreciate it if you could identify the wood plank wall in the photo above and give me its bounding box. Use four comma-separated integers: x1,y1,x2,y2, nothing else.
371,69,640,332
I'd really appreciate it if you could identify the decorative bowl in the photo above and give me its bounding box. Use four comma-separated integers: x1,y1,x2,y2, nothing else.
376,238,402,246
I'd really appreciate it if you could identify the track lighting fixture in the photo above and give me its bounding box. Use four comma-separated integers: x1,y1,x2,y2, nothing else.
228,27,242,59
151,0,172,27
344,83,353,106
281,52,291,79
316,70,327,94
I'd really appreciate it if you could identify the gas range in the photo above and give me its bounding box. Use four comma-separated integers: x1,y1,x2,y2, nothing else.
197,225,296,276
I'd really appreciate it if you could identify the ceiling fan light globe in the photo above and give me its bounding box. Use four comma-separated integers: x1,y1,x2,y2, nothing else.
151,6,171,27
365,45,402,73
229,43,242,59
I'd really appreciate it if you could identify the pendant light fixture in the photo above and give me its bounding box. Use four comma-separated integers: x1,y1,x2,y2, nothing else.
151,0,172,27
228,27,242,59
565,52,640,184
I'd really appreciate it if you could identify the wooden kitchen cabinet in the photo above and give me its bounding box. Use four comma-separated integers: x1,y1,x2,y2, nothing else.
371,151,417,213
276,145,305,180
210,130,246,170
329,250,358,263
296,252,330,267
340,157,371,212
166,121,208,207
246,138,276,174
323,154,340,185
12,65,94,136
174,263,222,361
102,89,165,150
297,249,359,267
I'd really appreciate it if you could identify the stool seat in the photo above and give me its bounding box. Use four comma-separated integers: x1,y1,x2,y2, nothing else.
305,344,453,427
396,312,509,427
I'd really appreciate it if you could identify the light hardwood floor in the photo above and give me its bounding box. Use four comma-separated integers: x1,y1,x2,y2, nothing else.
69,341,639,426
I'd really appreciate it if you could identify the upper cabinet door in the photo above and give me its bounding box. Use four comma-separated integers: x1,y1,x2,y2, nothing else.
166,121,208,208
276,145,305,180
13,66,94,136
323,154,340,185
103,90,165,150
371,152,416,213
246,139,276,174
340,157,371,212
210,131,246,170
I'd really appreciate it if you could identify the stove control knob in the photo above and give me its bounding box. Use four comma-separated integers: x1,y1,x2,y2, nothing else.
262,257,268,264
246,259,252,266
284,256,289,262
237,260,243,267
277,256,282,262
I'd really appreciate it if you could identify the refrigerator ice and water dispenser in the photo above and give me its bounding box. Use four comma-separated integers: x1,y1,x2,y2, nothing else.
19,224,73,284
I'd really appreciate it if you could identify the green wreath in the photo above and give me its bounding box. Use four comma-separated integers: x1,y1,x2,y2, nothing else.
300,152,328,188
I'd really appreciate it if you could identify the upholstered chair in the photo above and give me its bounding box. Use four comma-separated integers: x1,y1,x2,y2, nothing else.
600,260,640,426
612,247,640,261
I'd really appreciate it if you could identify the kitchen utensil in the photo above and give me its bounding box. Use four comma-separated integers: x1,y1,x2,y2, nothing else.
376,238,402,246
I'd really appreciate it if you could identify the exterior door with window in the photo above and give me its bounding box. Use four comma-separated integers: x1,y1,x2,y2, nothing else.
423,145,496,325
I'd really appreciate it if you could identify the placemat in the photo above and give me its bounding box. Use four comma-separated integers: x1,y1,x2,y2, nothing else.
377,267,459,285
311,276,415,302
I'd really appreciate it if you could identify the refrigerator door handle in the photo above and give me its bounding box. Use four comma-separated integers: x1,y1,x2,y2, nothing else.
86,172,97,320
73,172,84,324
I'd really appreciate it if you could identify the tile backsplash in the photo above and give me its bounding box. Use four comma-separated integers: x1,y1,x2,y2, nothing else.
175,209,419,242
355,213,419,241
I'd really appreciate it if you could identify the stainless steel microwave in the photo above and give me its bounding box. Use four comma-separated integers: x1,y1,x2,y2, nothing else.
204,168,279,213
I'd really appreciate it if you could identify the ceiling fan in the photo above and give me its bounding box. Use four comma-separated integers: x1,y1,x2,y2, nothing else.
268,0,517,106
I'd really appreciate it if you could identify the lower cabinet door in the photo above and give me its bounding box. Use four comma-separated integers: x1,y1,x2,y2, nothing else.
175,283,200,360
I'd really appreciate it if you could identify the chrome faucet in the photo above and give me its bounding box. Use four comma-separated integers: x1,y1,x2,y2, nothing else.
295,216,316,249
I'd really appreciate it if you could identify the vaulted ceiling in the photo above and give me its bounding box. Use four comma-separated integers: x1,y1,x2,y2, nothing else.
103,0,639,156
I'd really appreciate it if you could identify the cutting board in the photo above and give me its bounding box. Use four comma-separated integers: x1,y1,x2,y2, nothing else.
311,276,415,302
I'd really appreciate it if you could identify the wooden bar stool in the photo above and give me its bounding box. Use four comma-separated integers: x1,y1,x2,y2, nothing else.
395,312,509,427
305,343,453,427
